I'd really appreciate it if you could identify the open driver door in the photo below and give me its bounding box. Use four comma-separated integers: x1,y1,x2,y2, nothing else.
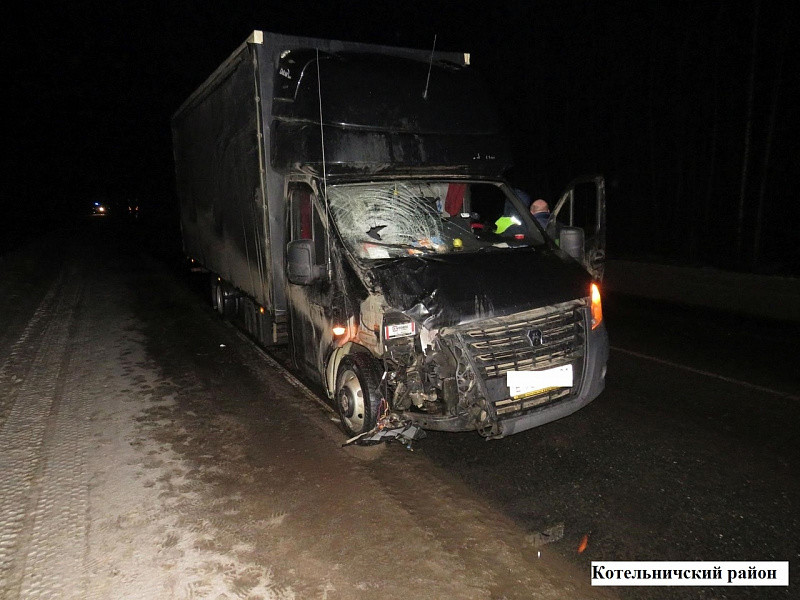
550,174,606,281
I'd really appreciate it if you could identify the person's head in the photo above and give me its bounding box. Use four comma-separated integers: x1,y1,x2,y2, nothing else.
530,199,549,216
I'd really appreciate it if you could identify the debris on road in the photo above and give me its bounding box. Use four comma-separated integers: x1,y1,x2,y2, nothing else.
343,413,426,449
526,522,565,548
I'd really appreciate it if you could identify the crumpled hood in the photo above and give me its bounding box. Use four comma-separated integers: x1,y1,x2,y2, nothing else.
366,247,591,329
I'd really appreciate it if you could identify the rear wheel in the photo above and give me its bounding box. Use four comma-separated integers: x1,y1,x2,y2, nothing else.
214,281,225,315
335,353,383,436
211,278,220,311
212,279,236,317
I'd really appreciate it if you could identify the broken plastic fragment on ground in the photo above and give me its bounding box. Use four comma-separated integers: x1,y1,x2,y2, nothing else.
526,522,565,548
343,413,427,448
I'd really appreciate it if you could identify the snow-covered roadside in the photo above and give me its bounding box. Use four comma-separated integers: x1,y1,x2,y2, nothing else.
84,328,288,599
0,250,290,599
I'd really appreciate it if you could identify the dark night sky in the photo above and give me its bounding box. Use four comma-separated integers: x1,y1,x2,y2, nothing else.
5,1,799,274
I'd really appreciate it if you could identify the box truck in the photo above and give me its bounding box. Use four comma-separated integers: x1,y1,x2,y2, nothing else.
172,31,608,439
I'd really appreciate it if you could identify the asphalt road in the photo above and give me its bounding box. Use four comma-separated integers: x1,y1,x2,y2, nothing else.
1,218,796,599
415,295,799,600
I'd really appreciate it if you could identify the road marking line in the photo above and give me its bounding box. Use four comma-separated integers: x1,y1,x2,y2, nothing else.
610,346,799,401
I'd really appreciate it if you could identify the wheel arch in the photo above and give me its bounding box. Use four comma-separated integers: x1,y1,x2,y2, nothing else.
325,342,377,399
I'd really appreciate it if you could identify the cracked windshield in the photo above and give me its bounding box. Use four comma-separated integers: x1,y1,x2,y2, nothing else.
328,181,545,260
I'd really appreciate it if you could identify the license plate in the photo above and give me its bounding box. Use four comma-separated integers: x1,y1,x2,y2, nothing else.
507,365,573,397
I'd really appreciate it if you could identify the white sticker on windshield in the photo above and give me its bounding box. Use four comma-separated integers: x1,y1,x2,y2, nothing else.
363,244,390,259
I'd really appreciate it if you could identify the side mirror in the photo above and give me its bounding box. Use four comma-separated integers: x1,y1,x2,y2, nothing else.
286,239,321,285
558,226,585,265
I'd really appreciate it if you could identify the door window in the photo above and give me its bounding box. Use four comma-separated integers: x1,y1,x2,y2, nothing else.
554,178,603,236
551,175,606,280
288,182,326,263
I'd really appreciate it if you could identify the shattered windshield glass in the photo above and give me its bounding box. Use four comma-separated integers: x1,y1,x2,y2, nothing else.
327,181,544,260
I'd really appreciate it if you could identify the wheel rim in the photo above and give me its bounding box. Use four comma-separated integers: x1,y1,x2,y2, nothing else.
338,369,365,432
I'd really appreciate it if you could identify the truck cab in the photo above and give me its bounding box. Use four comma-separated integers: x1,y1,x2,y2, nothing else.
274,51,608,439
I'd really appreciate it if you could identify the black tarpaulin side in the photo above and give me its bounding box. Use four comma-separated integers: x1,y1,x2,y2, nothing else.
172,43,272,308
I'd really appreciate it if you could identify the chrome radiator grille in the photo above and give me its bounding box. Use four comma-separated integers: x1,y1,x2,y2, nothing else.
462,301,586,380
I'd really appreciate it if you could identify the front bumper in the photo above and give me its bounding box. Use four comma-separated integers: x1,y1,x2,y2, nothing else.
495,321,607,436
403,302,609,437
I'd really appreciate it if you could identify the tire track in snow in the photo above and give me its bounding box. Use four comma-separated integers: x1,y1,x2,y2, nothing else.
18,272,90,600
0,245,65,377
0,270,65,428
0,264,85,599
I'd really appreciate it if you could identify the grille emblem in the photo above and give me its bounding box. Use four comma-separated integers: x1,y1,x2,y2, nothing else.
526,328,544,346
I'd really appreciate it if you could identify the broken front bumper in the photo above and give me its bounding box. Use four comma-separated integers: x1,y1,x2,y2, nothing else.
494,321,607,436
405,300,609,437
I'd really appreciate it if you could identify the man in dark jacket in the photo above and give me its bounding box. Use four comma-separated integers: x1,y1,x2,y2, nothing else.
530,199,550,229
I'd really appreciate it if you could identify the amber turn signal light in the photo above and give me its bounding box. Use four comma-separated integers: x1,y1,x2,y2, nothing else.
590,283,603,329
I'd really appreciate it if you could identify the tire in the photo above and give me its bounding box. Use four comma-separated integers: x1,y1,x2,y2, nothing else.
215,282,227,315
211,278,220,311
212,279,235,317
335,353,383,436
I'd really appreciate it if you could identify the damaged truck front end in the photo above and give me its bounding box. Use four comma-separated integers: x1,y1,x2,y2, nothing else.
275,47,609,439
378,297,607,439
293,178,608,440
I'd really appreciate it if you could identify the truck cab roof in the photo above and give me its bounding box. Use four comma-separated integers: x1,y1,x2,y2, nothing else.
271,50,512,177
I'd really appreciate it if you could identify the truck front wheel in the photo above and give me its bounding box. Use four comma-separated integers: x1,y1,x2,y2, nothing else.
335,353,383,436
